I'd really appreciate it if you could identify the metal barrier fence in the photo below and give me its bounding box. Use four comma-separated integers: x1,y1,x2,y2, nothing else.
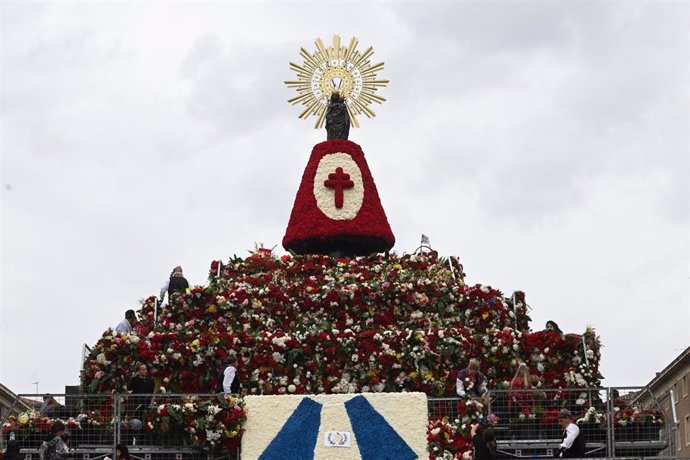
0,387,677,459
429,387,675,458
1,393,240,459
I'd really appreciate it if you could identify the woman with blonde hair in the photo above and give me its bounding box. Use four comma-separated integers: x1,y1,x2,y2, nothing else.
508,362,532,415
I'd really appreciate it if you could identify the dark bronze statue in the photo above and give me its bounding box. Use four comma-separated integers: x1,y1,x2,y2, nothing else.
325,92,350,140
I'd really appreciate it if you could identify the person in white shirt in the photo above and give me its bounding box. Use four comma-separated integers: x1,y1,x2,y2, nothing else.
558,409,585,457
221,355,240,394
115,310,137,334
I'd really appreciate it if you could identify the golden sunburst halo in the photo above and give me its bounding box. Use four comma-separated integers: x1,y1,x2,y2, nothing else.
285,35,389,129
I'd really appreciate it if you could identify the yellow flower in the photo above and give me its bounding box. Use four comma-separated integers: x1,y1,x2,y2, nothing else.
206,305,217,314
482,312,489,319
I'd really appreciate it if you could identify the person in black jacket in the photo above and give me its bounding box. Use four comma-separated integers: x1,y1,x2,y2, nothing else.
470,422,496,460
2,440,22,460
159,266,189,303
128,363,154,416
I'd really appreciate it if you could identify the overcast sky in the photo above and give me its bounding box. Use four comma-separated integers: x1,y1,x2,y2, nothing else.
1,1,688,396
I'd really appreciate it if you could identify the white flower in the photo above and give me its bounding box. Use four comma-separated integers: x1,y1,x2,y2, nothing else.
288,384,296,393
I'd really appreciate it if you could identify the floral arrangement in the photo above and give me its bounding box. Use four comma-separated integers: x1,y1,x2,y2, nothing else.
80,251,603,455
613,406,665,427
2,412,86,446
149,395,246,450
578,406,605,425
427,404,499,460
282,139,395,255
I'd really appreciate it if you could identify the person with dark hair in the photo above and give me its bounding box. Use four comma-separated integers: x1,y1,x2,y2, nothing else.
115,443,131,460
127,363,154,415
545,320,562,334
159,266,190,303
38,420,70,460
558,409,585,458
471,422,497,460
116,310,138,334
40,393,62,417
219,354,241,394
2,439,22,460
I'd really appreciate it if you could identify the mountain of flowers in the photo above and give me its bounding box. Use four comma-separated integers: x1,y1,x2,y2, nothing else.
80,250,603,456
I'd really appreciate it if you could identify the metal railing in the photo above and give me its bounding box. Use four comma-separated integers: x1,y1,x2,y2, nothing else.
1,386,676,459
428,386,674,458
1,393,240,459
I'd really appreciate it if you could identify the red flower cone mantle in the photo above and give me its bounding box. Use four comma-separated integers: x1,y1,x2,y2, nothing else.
283,139,395,256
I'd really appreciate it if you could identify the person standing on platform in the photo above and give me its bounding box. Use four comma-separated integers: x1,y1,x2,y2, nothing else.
220,355,241,394
159,266,189,304
40,394,62,417
115,310,138,334
128,363,154,415
508,363,533,415
558,409,586,458
456,358,490,406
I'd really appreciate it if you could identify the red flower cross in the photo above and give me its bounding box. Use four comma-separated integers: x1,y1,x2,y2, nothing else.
324,167,354,209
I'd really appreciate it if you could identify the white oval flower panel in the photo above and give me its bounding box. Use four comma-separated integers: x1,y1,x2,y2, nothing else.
313,153,364,221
